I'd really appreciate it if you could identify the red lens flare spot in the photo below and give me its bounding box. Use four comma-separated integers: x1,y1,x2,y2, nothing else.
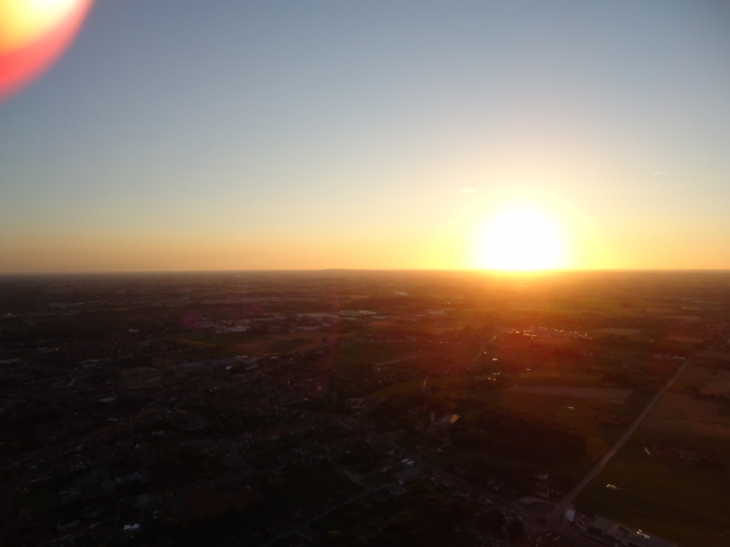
0,0,94,101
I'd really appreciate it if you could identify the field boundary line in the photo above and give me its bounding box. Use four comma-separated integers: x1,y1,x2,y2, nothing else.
372,353,421,367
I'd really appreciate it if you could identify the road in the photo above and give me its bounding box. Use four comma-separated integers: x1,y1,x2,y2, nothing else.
373,353,421,367
551,359,692,518
472,335,497,363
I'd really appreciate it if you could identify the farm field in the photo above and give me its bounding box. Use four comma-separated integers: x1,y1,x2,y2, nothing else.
493,390,654,461
641,392,730,440
506,386,632,403
330,340,425,369
577,430,730,547
642,365,730,440
591,328,643,336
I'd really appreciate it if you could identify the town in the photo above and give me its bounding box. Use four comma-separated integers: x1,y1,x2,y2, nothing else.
1,270,728,546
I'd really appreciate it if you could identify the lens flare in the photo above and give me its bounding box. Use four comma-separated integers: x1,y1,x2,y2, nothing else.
0,0,94,101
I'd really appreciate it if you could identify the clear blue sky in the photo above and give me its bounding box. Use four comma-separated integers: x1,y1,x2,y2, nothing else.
1,1,729,271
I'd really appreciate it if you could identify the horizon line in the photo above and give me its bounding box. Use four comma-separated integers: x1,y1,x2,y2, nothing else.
1,267,730,276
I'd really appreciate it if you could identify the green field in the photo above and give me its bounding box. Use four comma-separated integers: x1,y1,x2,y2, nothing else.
162,329,272,359
332,340,431,369
576,431,730,546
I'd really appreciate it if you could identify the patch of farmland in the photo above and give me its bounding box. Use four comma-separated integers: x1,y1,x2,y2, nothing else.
268,337,313,353
518,370,561,379
506,386,632,403
663,334,706,345
641,392,730,440
701,350,730,363
670,365,730,397
592,328,642,336
680,366,724,384
232,339,272,356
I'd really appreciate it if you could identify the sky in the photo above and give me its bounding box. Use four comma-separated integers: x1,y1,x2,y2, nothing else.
1,0,729,272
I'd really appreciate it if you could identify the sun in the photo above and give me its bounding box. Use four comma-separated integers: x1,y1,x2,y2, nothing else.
475,206,566,271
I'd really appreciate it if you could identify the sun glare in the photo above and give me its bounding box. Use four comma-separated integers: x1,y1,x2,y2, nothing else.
475,207,566,271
